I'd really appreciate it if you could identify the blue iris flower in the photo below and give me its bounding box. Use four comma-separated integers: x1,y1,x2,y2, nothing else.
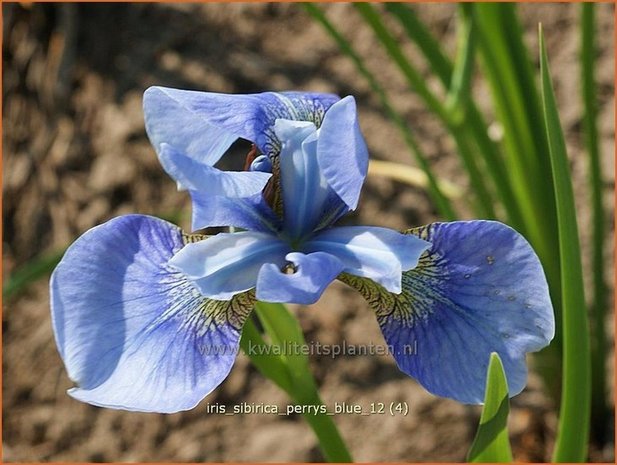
50,87,555,413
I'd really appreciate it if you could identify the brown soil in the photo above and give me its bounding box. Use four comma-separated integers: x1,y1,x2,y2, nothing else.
2,3,614,462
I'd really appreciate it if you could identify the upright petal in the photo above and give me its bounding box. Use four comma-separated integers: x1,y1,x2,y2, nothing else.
50,215,255,413
316,96,369,210
305,226,429,293
340,221,555,404
275,119,345,239
170,231,291,300
256,252,344,304
159,143,271,196
144,87,339,165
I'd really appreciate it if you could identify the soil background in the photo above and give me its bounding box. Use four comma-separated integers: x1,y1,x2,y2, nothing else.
2,3,615,462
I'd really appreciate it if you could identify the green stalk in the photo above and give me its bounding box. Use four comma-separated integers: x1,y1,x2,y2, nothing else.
304,2,456,221
354,3,495,219
540,26,590,462
581,2,608,444
244,302,353,462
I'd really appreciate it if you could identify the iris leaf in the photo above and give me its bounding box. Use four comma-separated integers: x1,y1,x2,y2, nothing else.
581,2,609,443
539,25,590,462
304,2,457,221
467,353,513,463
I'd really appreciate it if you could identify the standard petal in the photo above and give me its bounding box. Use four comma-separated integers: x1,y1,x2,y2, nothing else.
275,119,343,238
169,231,291,300
256,252,344,304
50,215,255,413
340,221,555,404
305,226,430,293
316,96,369,210
144,87,339,165
159,143,271,196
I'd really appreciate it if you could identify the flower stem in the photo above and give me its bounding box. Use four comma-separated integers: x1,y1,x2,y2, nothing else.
242,302,353,462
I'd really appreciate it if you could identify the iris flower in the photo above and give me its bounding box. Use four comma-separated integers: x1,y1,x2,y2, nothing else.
50,88,554,413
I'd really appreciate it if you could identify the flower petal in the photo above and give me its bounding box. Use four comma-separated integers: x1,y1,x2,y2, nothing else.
169,231,291,300
256,252,344,305
50,215,255,413
190,190,280,233
275,119,345,238
144,87,339,164
305,226,429,293
316,96,369,210
340,221,555,404
159,143,271,196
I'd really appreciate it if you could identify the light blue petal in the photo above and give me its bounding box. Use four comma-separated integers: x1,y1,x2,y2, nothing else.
305,226,430,293
169,231,291,300
256,252,344,304
50,215,255,413
316,96,369,210
144,87,339,165
190,190,280,233
159,143,271,196
275,119,341,239
340,221,555,404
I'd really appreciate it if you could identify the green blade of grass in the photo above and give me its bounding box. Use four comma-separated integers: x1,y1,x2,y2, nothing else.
474,5,563,400
539,25,590,462
581,2,609,444
304,2,456,221
385,3,526,231
445,4,476,122
354,2,496,219
467,353,513,463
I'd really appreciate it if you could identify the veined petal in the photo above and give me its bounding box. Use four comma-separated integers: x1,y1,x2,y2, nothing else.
50,215,255,413
305,226,430,293
170,231,291,300
340,221,555,404
256,252,344,305
160,143,271,196
144,87,339,166
190,190,280,233
316,96,369,210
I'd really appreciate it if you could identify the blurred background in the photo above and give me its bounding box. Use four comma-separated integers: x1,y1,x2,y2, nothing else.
2,3,614,462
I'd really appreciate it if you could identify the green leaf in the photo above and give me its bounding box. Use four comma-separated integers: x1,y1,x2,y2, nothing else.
354,2,496,219
539,25,591,462
240,317,293,393
253,301,314,390
467,353,513,463
304,2,457,221
581,2,609,444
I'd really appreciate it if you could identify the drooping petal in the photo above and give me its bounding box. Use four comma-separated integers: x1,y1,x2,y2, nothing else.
256,252,344,305
159,143,271,196
305,226,429,293
169,231,291,300
340,221,555,404
50,215,255,413
190,190,280,233
275,119,345,239
144,87,339,166
316,96,369,210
